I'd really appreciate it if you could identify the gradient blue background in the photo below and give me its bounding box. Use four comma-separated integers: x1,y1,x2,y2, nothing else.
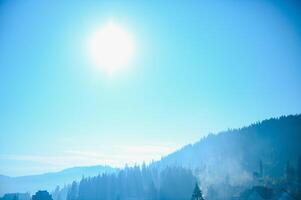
0,0,301,176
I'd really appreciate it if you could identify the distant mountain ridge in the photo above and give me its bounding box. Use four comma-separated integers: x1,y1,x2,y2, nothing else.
0,165,117,196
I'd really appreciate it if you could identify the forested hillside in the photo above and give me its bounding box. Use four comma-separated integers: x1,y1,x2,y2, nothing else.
58,115,301,200
153,115,301,198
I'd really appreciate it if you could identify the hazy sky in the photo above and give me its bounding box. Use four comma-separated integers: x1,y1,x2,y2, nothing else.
0,0,301,176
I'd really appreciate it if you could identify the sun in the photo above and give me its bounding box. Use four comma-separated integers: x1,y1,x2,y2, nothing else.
87,22,135,75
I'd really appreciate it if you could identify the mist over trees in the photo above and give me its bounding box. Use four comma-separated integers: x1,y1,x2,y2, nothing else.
154,115,301,188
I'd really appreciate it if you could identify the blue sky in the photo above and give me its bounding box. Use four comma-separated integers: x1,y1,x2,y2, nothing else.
0,0,301,176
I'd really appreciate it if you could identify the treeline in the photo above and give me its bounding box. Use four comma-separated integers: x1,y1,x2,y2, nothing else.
58,165,196,200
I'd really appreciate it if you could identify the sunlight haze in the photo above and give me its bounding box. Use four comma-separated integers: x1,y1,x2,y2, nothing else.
0,0,301,177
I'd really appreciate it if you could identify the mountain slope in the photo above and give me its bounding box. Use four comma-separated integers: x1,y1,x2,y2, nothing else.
153,114,301,188
58,114,301,200
0,165,117,196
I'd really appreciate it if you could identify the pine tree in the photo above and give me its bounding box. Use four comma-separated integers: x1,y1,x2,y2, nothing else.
285,161,295,188
32,191,53,200
297,156,301,199
191,183,204,200
67,181,78,200
259,160,263,177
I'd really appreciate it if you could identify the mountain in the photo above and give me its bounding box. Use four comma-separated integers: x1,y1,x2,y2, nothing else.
61,114,301,200
1,114,301,199
0,165,117,196
153,114,301,190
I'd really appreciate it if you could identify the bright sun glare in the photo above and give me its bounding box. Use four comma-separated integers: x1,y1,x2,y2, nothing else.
88,22,135,75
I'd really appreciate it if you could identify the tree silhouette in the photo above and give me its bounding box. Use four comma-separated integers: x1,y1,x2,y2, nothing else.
285,161,295,189
191,183,204,200
67,181,78,200
297,156,301,199
32,191,53,200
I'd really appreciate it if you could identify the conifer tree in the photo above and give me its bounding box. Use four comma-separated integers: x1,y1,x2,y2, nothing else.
32,191,53,200
191,183,204,200
297,156,301,199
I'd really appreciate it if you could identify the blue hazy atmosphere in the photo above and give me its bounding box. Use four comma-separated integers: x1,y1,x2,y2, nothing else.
0,1,301,176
